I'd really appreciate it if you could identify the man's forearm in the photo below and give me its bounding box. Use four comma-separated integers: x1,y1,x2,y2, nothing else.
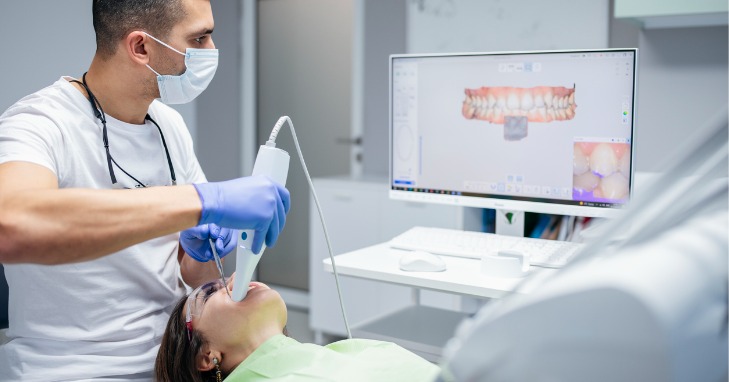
0,186,202,264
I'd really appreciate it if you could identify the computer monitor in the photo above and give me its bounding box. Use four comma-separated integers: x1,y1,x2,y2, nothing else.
389,49,638,233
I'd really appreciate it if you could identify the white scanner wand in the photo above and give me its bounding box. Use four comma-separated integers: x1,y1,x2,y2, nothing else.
235,116,351,337
231,142,290,302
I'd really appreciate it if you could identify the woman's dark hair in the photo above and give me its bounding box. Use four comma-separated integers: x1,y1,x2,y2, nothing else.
156,289,289,381
155,295,222,382
92,0,186,59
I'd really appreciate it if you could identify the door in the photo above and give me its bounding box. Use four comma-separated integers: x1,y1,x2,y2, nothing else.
256,0,354,290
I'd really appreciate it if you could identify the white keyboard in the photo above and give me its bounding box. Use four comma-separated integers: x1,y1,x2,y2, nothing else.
389,226,583,268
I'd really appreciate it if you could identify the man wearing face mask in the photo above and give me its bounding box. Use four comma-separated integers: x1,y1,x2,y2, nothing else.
0,1,290,380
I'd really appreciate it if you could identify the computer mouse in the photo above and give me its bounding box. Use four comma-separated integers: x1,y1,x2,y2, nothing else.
398,250,447,272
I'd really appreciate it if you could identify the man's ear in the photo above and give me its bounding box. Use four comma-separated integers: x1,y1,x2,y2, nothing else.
196,348,222,372
125,31,150,65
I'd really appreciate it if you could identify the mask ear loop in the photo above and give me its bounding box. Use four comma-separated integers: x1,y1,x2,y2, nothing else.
142,31,187,56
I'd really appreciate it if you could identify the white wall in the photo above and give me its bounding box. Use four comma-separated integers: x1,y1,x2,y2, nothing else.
0,2,95,112
0,1,198,145
633,26,728,172
407,0,610,53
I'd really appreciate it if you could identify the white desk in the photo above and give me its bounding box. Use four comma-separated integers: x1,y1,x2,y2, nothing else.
323,243,559,361
323,243,558,298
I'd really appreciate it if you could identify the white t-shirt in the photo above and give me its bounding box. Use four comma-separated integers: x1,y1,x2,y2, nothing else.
0,77,207,381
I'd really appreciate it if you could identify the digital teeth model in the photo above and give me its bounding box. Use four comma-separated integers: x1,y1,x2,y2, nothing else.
462,85,577,141
573,142,631,201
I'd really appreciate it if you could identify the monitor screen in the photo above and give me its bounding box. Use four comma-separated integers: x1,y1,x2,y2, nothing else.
389,49,638,218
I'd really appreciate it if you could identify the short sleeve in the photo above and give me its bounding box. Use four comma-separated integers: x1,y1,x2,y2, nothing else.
0,109,63,176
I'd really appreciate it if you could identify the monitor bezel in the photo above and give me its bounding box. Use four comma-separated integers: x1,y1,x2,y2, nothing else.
388,48,639,218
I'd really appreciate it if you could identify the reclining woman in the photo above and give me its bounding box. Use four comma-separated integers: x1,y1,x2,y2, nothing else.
155,275,440,381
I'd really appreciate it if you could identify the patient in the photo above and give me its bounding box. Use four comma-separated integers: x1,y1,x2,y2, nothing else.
155,275,439,382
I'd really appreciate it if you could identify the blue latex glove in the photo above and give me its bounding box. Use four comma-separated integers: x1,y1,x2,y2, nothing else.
193,175,291,254
180,224,237,262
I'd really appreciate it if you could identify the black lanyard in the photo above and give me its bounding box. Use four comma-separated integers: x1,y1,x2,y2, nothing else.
72,72,176,189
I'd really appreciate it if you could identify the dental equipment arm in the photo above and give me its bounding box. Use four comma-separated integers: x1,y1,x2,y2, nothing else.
231,143,289,301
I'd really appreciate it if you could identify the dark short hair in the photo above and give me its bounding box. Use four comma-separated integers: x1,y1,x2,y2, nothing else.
92,0,187,59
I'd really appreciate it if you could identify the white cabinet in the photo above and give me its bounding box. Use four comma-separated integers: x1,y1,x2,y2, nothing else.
615,0,728,28
308,177,465,340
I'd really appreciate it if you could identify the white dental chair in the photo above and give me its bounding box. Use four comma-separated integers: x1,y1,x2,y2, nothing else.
438,108,729,382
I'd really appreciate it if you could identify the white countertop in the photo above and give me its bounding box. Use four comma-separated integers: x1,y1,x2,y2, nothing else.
323,243,558,299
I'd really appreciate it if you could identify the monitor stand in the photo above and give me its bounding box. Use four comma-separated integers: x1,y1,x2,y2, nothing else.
495,209,525,237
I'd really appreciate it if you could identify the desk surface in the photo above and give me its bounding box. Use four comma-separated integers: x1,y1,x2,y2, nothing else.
323,243,558,298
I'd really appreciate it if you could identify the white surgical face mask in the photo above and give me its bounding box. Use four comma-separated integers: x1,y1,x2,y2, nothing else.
144,32,219,104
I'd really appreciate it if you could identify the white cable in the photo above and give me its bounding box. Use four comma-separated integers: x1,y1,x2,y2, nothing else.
266,117,286,146
268,116,353,339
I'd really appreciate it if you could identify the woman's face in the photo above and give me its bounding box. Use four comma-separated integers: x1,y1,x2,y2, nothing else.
185,274,287,361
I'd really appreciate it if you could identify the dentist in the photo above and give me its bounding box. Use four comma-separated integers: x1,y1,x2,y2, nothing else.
0,0,289,380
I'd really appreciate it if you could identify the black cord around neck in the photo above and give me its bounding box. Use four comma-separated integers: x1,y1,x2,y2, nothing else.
70,72,176,188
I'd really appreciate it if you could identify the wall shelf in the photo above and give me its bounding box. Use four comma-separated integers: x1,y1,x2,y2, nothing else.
615,0,728,29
